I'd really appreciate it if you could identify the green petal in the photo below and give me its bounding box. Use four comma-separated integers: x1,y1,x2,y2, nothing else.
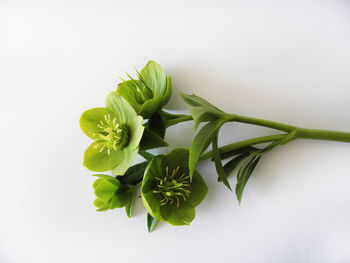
92,174,120,187
186,171,208,207
126,115,144,150
105,91,138,124
79,107,113,139
159,203,195,226
111,147,138,176
117,80,142,113
110,190,132,209
163,148,189,174
83,141,122,172
93,198,110,211
139,96,163,118
141,156,166,221
94,179,118,201
162,75,172,106
140,61,167,97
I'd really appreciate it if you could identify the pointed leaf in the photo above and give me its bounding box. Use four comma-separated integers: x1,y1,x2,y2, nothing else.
236,154,261,204
139,127,168,151
189,119,225,180
221,153,250,181
212,131,232,190
147,213,158,232
147,114,166,138
117,161,148,185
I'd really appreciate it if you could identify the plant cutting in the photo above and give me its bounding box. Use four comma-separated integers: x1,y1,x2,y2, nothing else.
80,60,350,232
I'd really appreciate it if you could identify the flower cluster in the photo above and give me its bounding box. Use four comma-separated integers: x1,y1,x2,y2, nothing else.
80,61,208,230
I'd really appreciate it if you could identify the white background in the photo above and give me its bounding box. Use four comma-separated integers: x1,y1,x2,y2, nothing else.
1,0,350,262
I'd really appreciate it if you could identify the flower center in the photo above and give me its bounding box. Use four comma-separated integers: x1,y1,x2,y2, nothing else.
153,166,191,207
93,114,129,154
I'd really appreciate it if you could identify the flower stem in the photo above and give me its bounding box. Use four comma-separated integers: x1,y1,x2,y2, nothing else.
232,114,296,132
164,115,193,128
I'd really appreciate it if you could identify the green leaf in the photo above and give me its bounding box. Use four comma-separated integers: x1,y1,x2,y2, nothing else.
147,213,158,232
147,114,166,138
212,131,232,191
180,93,225,113
191,106,223,130
138,151,155,162
117,161,148,185
216,146,258,161
83,141,122,172
139,127,168,151
236,154,261,204
189,119,225,180
79,108,112,139
125,201,133,218
221,153,250,181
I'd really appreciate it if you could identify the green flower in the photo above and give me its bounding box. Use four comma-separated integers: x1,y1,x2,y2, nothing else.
117,61,172,118
80,91,144,175
92,174,132,211
141,148,208,226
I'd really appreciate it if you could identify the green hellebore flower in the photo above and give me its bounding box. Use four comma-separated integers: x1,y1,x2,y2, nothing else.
141,148,208,226
92,174,132,211
117,60,172,118
80,91,144,175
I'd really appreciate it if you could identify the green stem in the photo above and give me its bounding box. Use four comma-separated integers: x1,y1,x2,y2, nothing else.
232,114,296,132
296,128,350,143
199,134,286,161
164,115,193,128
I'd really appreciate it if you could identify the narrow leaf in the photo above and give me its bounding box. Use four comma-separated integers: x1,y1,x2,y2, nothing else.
189,119,225,180
125,194,134,218
236,154,261,204
211,146,259,161
212,132,232,190
219,153,250,181
138,151,154,162
147,213,158,233
147,114,166,138
117,161,148,185
139,127,168,151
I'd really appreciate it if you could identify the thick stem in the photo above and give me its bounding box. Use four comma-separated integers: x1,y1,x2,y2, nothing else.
199,134,286,161
297,128,350,143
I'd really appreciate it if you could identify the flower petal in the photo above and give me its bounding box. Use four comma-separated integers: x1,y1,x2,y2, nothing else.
116,80,143,113
186,171,208,207
105,91,138,124
159,203,195,226
83,141,123,172
140,61,167,97
111,147,138,176
79,107,113,139
127,115,144,149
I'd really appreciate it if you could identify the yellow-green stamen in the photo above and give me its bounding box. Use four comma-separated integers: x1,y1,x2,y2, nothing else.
153,166,191,208
93,114,129,154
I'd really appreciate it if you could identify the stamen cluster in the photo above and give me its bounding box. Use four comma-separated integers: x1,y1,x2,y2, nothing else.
153,166,191,207
94,114,129,154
